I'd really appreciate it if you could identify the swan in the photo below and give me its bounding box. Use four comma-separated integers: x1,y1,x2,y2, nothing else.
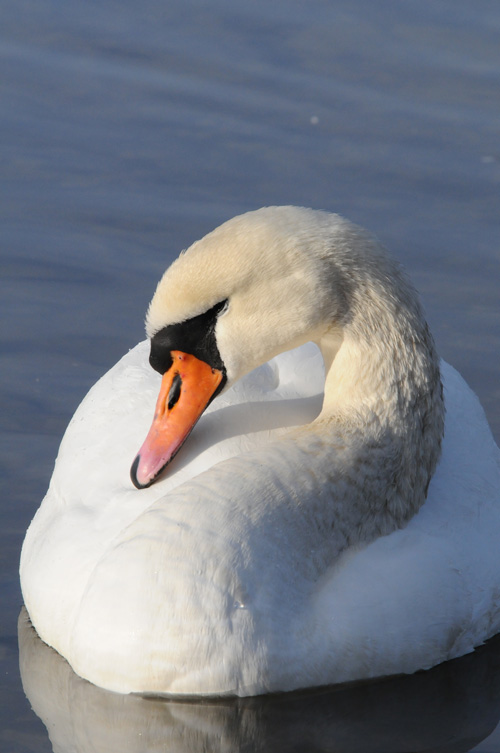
20,206,500,697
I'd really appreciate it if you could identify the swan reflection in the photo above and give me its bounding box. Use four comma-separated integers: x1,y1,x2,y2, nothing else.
19,609,500,753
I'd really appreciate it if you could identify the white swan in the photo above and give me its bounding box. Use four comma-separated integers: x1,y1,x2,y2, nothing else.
20,206,500,697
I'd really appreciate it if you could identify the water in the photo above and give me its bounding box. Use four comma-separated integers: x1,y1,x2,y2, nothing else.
1,1,499,750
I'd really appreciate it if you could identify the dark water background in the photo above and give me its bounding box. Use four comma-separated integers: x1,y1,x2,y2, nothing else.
1,1,499,751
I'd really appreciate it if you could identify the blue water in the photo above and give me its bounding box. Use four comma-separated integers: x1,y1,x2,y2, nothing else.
1,1,500,750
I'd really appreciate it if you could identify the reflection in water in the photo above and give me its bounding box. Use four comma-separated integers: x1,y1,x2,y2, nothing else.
19,609,500,753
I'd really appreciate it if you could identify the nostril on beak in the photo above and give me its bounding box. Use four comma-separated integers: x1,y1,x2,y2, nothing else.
167,373,182,411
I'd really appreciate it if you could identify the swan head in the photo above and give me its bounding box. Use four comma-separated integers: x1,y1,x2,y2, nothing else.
131,206,442,490
146,207,352,381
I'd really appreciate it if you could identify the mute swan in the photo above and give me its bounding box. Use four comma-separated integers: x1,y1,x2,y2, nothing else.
20,206,500,697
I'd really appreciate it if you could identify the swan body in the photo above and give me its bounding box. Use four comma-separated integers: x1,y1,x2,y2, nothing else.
20,207,500,696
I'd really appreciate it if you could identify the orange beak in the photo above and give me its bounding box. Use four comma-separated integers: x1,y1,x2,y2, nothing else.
130,351,224,489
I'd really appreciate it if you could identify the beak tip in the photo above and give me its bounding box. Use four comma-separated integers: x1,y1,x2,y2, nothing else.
130,455,152,490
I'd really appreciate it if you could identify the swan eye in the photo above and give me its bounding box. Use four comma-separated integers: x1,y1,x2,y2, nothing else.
218,299,229,317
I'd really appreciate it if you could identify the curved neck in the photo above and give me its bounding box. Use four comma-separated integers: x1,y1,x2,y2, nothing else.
311,282,445,540
317,266,441,421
